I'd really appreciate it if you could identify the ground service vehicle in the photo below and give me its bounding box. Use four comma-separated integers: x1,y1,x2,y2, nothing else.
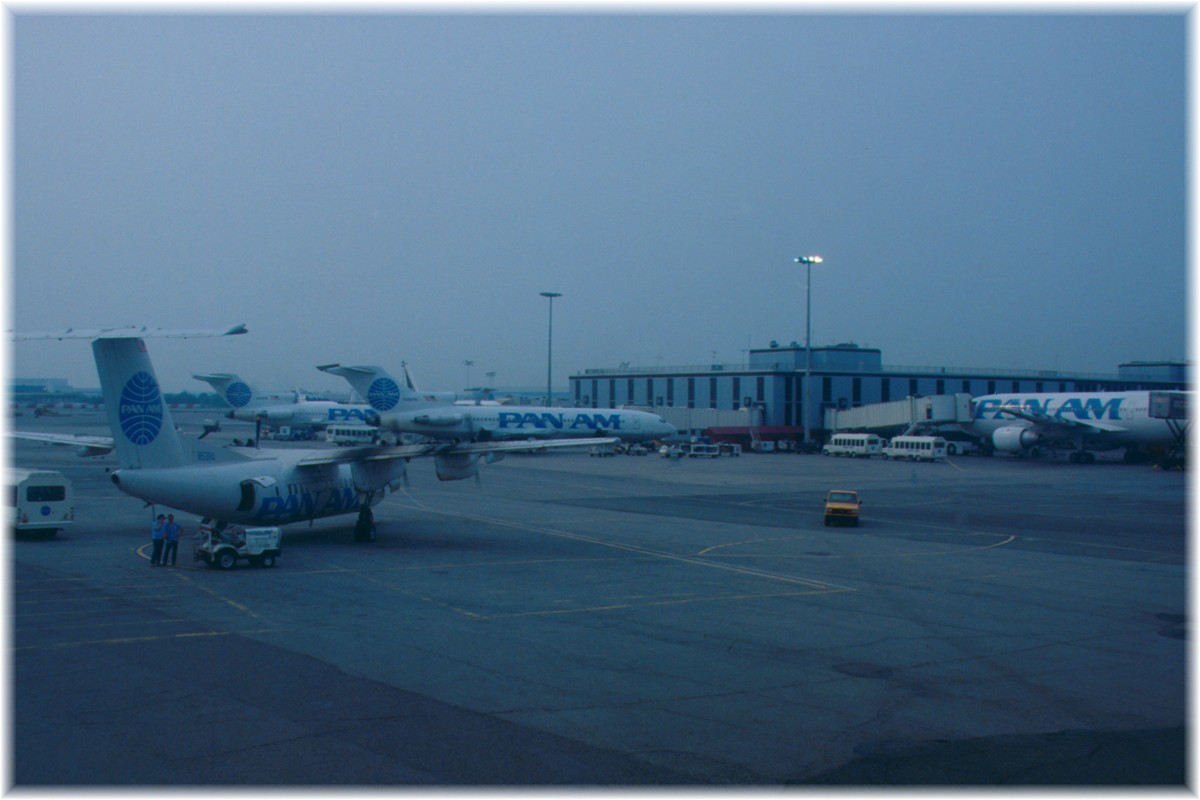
194,523,282,569
9,469,74,537
824,490,862,526
942,436,978,456
822,433,883,458
325,425,379,445
883,436,948,461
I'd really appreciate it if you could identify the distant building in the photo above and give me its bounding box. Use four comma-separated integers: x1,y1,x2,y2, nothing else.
11,377,76,395
570,342,1189,439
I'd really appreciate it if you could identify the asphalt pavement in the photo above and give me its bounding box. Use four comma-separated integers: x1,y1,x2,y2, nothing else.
9,410,1188,787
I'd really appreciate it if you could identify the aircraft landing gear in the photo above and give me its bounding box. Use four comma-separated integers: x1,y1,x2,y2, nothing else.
1068,451,1096,464
354,501,376,543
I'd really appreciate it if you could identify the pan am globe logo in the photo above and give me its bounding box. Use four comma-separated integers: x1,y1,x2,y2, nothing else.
119,371,164,445
225,382,252,408
367,377,400,411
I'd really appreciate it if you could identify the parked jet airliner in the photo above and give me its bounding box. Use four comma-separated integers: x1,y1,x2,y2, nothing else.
194,372,381,428
12,326,616,542
966,390,1187,463
318,364,678,443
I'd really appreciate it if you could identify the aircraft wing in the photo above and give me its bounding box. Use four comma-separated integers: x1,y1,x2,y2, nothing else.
996,407,1126,434
10,431,115,456
295,436,619,467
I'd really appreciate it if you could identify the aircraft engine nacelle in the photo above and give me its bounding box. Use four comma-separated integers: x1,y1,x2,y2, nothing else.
413,413,465,427
351,458,407,493
435,453,479,481
992,425,1041,452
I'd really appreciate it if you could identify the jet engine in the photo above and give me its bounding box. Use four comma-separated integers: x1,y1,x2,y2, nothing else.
992,425,1041,452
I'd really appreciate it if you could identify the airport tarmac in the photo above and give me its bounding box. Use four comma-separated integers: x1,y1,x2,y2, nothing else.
9,410,1189,786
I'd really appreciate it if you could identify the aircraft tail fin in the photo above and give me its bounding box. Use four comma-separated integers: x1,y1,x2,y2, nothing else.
400,361,418,390
193,372,257,410
317,364,410,412
95,337,189,469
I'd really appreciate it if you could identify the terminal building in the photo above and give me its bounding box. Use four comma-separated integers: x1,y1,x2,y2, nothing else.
569,342,1189,443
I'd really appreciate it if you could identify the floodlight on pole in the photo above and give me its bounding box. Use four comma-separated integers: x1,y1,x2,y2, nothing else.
792,256,824,444
540,292,562,407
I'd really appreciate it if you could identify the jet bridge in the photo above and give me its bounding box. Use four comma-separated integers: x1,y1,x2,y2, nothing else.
1149,391,1189,466
825,393,974,437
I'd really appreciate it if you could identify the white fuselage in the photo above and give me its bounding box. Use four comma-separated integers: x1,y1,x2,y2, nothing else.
378,405,677,443
967,391,1181,452
227,400,378,427
110,452,401,526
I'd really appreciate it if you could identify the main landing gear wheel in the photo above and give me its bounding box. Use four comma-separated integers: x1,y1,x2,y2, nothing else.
354,505,376,543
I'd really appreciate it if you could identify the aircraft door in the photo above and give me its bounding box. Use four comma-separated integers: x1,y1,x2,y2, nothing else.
237,476,279,513
237,481,255,512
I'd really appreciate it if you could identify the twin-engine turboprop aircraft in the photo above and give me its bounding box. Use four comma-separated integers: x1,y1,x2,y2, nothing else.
317,363,678,443
12,326,616,542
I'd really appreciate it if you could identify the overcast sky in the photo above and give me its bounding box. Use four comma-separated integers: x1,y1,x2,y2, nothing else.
8,9,1188,395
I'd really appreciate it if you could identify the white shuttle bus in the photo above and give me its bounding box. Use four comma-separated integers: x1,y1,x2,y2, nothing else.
822,433,883,458
883,436,948,462
325,425,380,446
10,468,74,537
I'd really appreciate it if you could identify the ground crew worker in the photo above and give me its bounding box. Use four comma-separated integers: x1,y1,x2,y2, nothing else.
163,514,182,567
150,514,166,566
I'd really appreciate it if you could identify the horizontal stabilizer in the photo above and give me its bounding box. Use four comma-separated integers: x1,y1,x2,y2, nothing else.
13,324,247,341
10,431,115,457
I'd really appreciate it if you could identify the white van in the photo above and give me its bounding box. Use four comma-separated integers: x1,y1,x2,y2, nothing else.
883,436,948,462
325,425,380,446
822,433,883,458
10,469,74,537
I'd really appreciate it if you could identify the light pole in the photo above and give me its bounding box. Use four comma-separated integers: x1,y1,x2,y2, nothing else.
540,292,561,407
793,256,823,444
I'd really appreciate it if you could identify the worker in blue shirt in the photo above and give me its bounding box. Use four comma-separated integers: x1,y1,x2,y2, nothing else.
162,514,182,567
150,514,166,566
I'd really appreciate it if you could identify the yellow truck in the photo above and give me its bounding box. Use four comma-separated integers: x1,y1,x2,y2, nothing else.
824,490,862,527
